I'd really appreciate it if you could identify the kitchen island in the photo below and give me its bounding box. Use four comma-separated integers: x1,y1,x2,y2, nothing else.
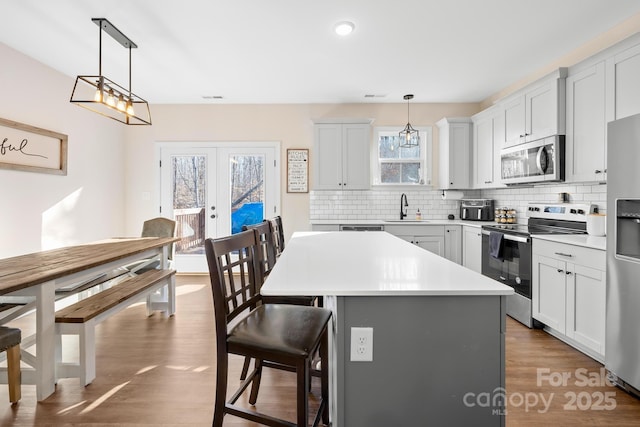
261,231,513,427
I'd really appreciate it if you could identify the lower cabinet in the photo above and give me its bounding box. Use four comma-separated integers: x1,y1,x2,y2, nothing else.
311,224,340,231
532,239,606,361
444,225,462,265
462,226,482,273
384,225,446,258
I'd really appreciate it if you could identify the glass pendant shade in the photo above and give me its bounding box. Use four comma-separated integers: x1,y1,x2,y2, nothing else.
399,94,419,148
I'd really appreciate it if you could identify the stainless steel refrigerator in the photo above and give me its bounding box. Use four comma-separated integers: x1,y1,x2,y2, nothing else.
606,113,640,395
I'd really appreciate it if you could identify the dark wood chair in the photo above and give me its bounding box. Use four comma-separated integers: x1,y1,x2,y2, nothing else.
0,326,21,403
205,229,331,427
270,215,286,256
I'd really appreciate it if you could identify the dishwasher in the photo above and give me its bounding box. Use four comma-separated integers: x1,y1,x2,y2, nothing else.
339,225,384,231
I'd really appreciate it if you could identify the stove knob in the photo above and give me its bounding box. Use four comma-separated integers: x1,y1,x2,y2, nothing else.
577,209,585,215
535,207,540,211
570,209,577,214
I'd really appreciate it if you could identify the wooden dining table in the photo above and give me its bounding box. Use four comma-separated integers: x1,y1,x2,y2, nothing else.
0,237,178,400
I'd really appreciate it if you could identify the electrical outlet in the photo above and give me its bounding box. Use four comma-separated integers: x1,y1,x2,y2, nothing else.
350,327,373,362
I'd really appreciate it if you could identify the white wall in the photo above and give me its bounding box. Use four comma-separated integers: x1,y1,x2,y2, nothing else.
0,43,126,258
122,103,480,241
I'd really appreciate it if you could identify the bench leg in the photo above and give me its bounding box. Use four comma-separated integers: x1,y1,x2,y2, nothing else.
167,275,176,316
79,320,96,386
146,277,176,317
7,344,21,403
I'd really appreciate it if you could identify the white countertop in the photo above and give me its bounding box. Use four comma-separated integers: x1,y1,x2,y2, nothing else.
310,219,494,228
531,233,606,251
262,231,514,297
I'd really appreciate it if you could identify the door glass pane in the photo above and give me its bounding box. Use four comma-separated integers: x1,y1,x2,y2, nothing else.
230,154,265,234
171,155,206,255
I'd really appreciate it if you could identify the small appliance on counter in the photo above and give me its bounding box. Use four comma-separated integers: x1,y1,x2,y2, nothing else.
460,199,494,221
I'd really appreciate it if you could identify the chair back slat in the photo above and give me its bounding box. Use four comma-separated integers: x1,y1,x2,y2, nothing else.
242,221,276,279
205,230,264,328
269,216,285,257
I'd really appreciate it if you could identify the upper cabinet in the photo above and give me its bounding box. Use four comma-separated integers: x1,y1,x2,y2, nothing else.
313,121,371,190
565,35,640,183
608,42,640,121
471,105,505,189
502,68,567,147
565,62,607,183
437,117,472,190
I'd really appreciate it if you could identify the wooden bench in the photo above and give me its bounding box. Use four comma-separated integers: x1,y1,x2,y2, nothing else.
55,268,176,386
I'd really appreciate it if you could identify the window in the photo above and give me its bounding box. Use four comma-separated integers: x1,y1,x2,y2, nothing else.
373,127,432,186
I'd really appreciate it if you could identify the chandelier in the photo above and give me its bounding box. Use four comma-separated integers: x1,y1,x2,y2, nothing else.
399,94,419,148
70,18,151,125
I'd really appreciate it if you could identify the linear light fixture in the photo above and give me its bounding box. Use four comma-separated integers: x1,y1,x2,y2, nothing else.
70,18,151,125
399,94,419,148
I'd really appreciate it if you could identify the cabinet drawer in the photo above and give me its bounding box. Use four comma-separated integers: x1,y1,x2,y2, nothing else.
533,239,605,270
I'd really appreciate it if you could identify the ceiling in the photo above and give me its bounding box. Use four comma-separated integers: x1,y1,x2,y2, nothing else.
2,1,640,105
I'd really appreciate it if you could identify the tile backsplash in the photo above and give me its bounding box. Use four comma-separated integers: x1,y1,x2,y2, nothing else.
310,182,607,223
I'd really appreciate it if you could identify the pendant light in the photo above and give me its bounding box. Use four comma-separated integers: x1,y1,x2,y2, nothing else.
399,94,419,148
70,18,151,125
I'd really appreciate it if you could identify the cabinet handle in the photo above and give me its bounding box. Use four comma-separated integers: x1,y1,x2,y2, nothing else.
554,252,573,257
343,182,347,186
484,181,492,184
557,269,564,273
595,170,602,174
566,271,573,276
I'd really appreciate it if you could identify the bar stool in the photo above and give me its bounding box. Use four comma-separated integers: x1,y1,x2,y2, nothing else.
205,229,331,426
0,326,21,403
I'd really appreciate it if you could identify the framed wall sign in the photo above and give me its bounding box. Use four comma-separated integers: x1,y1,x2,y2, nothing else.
0,117,68,175
287,149,308,193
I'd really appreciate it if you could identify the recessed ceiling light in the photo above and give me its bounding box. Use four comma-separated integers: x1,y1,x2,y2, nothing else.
334,21,355,36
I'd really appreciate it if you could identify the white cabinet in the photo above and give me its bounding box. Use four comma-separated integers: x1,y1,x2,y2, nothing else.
607,42,640,121
502,69,567,147
444,225,462,265
472,106,505,188
532,239,606,361
311,224,340,231
437,118,472,189
313,122,370,190
462,226,482,273
566,61,607,182
385,225,445,258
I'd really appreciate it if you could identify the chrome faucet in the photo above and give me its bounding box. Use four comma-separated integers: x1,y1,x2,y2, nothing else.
400,193,408,220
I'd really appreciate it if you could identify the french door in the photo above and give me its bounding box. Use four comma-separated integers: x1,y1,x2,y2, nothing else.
159,142,280,273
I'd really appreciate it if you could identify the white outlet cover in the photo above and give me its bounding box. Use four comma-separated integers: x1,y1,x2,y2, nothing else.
350,327,373,362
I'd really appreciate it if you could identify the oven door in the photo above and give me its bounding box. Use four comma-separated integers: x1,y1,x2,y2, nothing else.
481,231,531,298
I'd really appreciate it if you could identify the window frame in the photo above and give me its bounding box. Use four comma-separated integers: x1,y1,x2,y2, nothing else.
372,126,433,187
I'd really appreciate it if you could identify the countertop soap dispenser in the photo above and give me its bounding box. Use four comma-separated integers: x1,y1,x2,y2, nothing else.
415,209,422,220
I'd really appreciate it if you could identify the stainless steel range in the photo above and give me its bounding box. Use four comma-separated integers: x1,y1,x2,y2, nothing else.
481,202,596,328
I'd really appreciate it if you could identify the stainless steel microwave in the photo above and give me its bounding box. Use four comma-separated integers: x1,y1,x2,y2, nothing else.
500,136,565,185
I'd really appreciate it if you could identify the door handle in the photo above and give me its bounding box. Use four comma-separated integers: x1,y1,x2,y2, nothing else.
210,214,216,219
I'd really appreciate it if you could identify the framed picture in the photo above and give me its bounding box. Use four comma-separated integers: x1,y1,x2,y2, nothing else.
287,149,308,193
0,117,68,175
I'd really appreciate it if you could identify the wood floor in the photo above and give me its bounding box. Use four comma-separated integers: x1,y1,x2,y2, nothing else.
1,274,639,426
